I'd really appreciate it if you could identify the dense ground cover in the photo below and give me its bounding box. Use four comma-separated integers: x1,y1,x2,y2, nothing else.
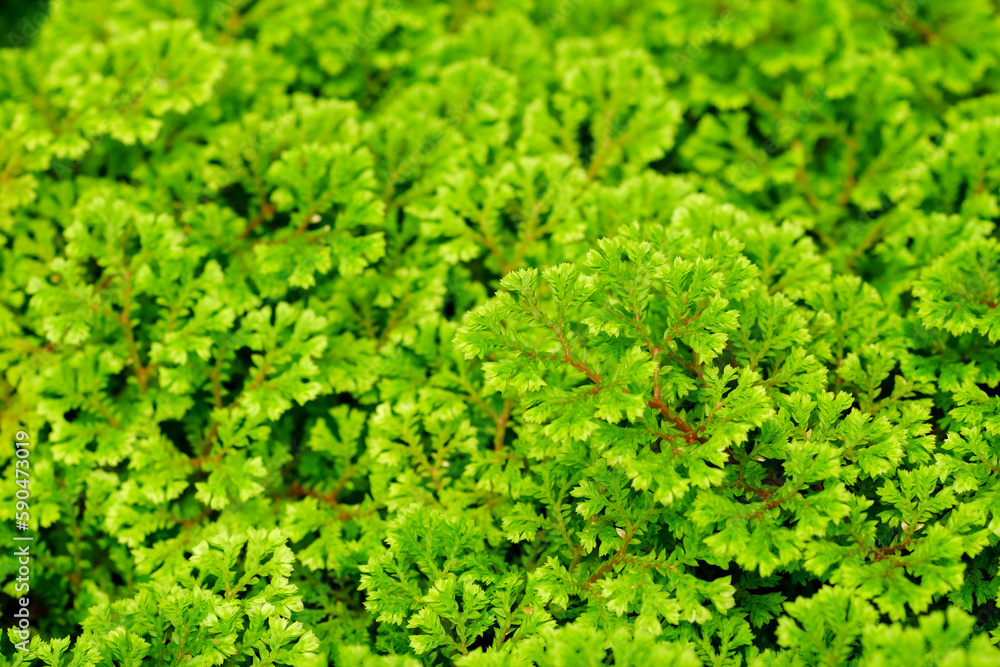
2,0,1000,664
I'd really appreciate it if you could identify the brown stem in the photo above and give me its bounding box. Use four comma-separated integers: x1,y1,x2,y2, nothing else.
240,359,273,398
550,324,602,384
476,227,511,274
895,5,938,44
89,397,122,430
586,531,633,586
684,350,708,387
793,140,820,215
238,200,275,239
647,396,705,444
375,295,411,351
199,358,272,457
210,367,223,410
119,275,150,393
494,398,514,452
839,137,857,207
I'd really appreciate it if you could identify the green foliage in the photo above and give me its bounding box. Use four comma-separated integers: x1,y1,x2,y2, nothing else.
2,0,1000,665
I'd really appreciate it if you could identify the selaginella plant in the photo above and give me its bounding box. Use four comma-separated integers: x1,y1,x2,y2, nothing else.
1,0,1000,665
451,211,1000,664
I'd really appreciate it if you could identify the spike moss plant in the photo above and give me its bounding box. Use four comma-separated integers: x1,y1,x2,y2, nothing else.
2,0,1000,665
